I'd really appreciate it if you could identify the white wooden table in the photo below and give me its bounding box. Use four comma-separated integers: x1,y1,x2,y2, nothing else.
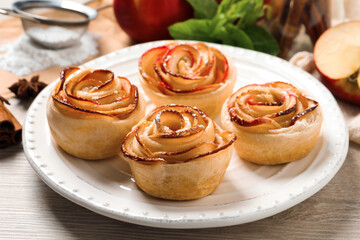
0,97,359,239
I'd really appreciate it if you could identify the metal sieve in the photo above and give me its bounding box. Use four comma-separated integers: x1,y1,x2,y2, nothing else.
0,0,110,49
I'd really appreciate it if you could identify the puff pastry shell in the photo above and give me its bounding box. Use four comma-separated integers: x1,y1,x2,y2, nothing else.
47,67,145,160
139,42,236,117
122,105,236,200
221,82,323,165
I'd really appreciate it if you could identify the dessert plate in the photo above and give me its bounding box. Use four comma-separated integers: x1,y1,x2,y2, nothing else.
23,41,349,229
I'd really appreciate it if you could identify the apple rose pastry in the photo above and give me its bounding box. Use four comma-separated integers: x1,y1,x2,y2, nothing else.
47,67,145,160
221,82,323,165
139,42,237,118
122,105,236,200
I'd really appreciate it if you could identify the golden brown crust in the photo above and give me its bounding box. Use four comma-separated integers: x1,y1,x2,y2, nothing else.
128,146,233,200
47,68,145,160
122,105,236,200
221,82,323,165
138,42,237,117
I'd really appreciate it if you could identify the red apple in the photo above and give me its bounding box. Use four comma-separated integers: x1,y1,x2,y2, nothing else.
314,21,360,106
113,0,193,42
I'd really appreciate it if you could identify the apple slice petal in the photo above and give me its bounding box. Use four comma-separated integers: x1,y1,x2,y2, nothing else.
139,42,229,94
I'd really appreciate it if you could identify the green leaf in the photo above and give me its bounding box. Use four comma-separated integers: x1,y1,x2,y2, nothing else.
217,0,264,27
235,0,264,28
244,24,279,55
221,24,254,49
228,0,256,23
209,13,228,39
217,0,240,15
169,0,278,56
187,0,218,19
169,19,215,42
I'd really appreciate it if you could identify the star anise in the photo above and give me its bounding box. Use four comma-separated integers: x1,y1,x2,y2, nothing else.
9,75,47,100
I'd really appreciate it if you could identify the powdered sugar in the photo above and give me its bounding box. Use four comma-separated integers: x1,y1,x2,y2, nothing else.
26,26,84,49
0,31,99,76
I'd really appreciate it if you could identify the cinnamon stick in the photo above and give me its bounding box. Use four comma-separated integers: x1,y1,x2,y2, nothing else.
311,0,328,38
0,133,12,149
279,0,308,59
303,4,317,45
279,0,291,33
0,100,14,133
317,0,330,27
303,0,328,45
0,96,22,148
9,109,22,145
273,0,291,42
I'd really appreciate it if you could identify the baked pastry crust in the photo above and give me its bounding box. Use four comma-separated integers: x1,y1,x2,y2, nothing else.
122,105,236,200
221,82,323,165
47,67,145,160
139,42,237,118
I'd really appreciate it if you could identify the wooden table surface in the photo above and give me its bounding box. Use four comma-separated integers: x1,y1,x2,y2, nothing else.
1,0,360,238
0,98,359,240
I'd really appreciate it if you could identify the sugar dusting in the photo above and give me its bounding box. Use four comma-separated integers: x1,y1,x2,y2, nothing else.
27,26,83,49
0,30,99,76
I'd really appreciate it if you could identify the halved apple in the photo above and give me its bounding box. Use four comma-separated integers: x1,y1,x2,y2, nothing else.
314,21,360,106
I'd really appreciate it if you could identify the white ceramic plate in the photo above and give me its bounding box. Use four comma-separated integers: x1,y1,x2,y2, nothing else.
23,41,349,229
